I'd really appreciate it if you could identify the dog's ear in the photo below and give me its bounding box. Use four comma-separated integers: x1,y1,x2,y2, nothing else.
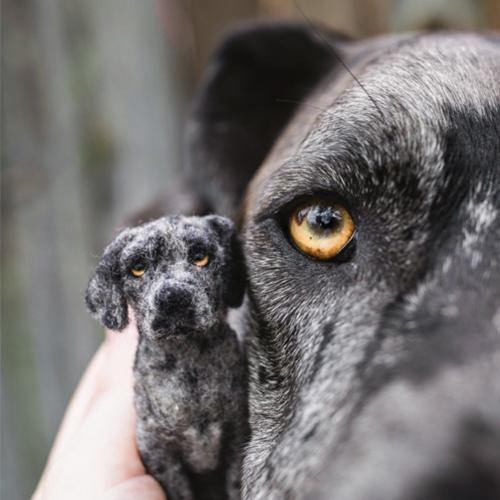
85,231,132,331
207,215,246,308
187,22,350,218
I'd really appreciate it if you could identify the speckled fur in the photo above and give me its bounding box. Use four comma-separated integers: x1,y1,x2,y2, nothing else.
86,215,248,500
184,24,500,499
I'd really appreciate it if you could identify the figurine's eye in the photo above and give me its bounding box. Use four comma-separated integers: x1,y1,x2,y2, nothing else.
192,255,209,267
288,199,355,260
129,262,147,277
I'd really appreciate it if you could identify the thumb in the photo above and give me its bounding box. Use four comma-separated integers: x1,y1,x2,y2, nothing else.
99,475,166,500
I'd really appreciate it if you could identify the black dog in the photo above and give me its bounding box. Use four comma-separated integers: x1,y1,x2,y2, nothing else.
178,23,500,500
85,215,248,500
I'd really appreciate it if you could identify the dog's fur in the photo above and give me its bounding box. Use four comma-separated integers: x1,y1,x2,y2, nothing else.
180,23,500,499
85,215,248,500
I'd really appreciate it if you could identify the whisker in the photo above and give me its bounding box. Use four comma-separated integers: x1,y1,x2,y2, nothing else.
293,1,386,121
275,98,331,114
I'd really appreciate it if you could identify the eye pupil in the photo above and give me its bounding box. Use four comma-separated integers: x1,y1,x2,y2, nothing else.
308,206,342,233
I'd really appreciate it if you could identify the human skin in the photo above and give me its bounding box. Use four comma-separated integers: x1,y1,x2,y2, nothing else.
32,317,166,500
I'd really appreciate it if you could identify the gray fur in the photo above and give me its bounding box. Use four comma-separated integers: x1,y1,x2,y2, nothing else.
86,215,248,500
183,25,500,499
242,33,500,499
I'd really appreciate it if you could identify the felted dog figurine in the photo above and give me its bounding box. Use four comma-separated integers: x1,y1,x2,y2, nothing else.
85,215,248,500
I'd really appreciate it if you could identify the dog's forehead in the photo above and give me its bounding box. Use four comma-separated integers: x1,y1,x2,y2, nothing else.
246,34,500,217
122,216,214,256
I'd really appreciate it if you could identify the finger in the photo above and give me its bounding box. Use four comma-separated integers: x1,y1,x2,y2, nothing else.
98,316,138,392
54,318,138,454
37,388,145,499
33,317,139,497
99,476,166,500
32,342,108,499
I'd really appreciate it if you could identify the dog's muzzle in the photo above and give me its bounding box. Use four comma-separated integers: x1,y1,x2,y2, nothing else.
151,284,197,336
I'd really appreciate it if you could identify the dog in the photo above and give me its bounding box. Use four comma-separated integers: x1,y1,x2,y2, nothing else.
172,22,500,499
112,21,500,500
85,215,248,500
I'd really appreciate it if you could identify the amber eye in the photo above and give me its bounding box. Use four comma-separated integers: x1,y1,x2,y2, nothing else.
193,255,209,267
288,199,355,260
129,264,147,278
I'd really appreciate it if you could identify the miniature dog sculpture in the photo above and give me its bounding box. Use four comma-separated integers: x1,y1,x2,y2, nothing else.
85,215,248,500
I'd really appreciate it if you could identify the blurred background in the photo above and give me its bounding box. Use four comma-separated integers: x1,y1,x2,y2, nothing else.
2,0,499,498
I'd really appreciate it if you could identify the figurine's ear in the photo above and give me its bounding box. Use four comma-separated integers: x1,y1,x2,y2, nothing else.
85,231,132,331
207,215,246,308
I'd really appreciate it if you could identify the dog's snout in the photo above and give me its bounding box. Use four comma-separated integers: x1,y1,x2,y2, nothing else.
154,285,193,316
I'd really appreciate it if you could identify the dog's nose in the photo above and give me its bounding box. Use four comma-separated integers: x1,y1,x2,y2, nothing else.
154,285,193,316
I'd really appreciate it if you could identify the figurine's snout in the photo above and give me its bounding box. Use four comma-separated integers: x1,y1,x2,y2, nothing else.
155,284,193,313
151,283,196,334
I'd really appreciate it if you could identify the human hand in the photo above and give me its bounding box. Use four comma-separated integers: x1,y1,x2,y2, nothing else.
32,320,166,500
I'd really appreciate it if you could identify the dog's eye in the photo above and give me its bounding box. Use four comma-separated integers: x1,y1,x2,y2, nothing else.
129,263,147,277
288,199,355,260
192,255,209,267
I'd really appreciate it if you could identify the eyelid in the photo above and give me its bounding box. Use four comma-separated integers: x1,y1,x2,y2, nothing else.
254,192,311,224
124,254,148,271
251,155,355,224
188,242,214,259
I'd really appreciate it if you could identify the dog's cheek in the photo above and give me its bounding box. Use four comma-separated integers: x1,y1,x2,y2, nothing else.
189,279,218,330
243,219,358,324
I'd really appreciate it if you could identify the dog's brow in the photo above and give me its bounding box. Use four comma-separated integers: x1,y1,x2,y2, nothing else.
185,236,213,252
123,251,148,269
125,232,166,257
252,156,355,222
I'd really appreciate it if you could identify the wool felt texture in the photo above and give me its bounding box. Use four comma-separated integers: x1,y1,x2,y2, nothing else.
86,215,248,500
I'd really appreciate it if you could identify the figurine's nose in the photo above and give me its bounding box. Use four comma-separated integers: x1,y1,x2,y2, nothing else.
154,284,193,317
